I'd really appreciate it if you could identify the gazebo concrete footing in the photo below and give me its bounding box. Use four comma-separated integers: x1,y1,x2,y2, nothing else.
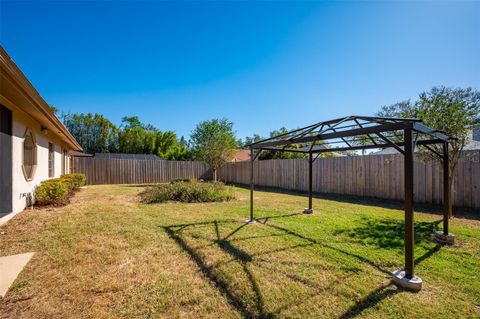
434,231,455,245
392,270,423,292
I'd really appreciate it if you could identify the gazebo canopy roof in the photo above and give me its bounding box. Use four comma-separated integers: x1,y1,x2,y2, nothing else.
247,115,450,155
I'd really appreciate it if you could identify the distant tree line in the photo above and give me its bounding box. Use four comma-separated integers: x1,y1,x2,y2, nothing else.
55,108,319,162
58,112,191,160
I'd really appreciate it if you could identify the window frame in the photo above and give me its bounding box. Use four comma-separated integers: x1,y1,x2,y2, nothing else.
22,129,37,181
48,142,55,178
61,149,68,175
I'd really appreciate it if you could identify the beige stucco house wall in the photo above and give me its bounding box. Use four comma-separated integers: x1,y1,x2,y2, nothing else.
0,46,82,218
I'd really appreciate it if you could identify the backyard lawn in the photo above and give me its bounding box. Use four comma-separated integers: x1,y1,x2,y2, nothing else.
0,185,479,318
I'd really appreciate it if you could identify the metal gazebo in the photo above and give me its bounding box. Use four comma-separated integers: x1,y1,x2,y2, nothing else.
246,115,453,291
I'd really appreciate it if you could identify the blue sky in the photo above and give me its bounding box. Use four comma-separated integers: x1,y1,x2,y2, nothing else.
1,1,479,140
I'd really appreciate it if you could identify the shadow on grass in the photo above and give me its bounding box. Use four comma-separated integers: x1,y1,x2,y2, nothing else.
334,218,442,249
163,220,275,318
257,212,302,225
256,217,391,276
258,214,443,267
162,212,440,318
338,283,400,319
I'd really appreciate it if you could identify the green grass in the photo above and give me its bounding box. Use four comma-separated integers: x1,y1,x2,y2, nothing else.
0,184,479,318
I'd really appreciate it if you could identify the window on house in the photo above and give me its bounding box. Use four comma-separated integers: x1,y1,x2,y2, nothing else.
61,149,68,174
48,143,55,177
22,130,37,181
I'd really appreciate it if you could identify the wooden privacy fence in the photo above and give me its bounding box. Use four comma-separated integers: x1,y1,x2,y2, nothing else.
217,151,480,209
73,157,211,185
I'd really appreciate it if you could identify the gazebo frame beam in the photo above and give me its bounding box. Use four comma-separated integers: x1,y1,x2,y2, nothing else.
258,139,444,154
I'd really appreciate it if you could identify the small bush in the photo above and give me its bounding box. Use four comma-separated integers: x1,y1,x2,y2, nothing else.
35,179,69,205
35,173,86,206
61,173,86,189
141,180,235,203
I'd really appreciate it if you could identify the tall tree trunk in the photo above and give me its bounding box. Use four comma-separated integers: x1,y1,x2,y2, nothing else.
213,169,217,182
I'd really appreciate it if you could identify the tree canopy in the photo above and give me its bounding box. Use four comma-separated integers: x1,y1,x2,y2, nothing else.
377,86,480,216
190,118,237,180
62,112,118,154
377,86,479,163
59,112,191,160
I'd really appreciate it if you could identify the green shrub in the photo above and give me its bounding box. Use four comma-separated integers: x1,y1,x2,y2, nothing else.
35,179,69,205
60,173,86,189
141,180,235,203
35,173,86,206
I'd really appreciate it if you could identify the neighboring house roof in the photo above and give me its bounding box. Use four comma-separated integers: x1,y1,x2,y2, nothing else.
370,147,403,155
0,46,82,151
463,141,480,150
463,139,480,150
465,119,480,150
94,153,163,160
232,149,251,162
473,119,480,141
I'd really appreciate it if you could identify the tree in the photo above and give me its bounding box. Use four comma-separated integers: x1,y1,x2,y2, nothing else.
240,127,302,160
62,112,118,154
117,116,147,154
168,136,193,160
237,134,262,148
155,131,192,160
59,110,193,159
49,104,59,114
377,86,480,217
115,116,194,160
190,118,237,181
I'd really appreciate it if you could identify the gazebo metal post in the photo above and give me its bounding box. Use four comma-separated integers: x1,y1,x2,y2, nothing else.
443,142,450,234
404,128,414,278
309,152,313,210
432,140,455,244
249,147,254,222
